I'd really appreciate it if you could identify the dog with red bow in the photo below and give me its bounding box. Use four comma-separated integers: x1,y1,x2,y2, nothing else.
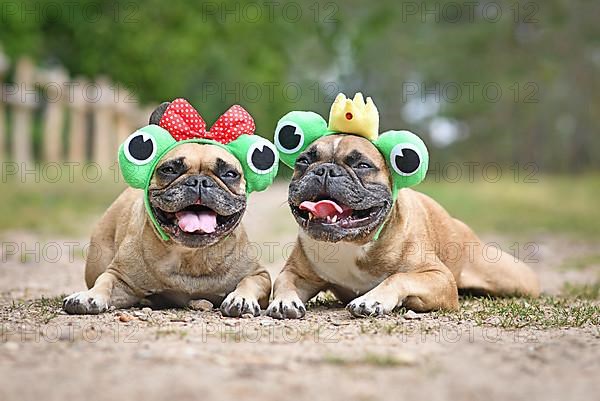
63,99,278,316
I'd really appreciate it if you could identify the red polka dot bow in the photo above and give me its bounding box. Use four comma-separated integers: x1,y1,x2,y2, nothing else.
158,98,255,144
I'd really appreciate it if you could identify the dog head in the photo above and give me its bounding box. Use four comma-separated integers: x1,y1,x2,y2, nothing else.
147,142,247,247
274,93,428,243
118,99,278,247
287,134,393,242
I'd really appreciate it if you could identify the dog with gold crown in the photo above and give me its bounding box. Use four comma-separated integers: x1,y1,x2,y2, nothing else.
267,93,540,319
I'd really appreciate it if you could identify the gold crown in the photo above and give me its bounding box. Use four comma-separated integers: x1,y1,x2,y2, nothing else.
328,92,379,141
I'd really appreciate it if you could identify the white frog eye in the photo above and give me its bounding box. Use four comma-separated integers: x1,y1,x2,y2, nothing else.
247,139,277,174
123,131,157,165
390,143,422,176
274,120,304,154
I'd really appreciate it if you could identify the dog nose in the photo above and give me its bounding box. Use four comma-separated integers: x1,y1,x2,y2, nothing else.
183,175,214,189
314,163,344,178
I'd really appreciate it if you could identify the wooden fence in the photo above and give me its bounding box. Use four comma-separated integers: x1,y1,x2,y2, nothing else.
0,48,156,167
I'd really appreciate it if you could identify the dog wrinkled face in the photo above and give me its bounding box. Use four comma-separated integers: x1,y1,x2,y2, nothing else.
148,143,247,247
288,135,393,243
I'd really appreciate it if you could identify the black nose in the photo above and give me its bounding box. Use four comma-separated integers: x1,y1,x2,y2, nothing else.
313,163,344,178
183,175,214,189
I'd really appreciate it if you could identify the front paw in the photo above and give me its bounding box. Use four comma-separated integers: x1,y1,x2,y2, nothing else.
220,292,261,317
63,291,109,315
347,295,394,318
266,296,306,319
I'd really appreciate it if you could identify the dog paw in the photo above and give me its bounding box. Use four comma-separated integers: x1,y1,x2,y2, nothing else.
347,295,394,318
266,296,306,319
220,292,261,317
63,291,109,315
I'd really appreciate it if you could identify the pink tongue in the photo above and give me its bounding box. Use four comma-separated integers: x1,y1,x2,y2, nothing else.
175,210,217,233
299,200,348,218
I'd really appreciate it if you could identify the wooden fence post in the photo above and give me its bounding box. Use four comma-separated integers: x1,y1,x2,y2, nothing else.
91,76,116,167
12,57,36,165
115,94,135,146
67,77,89,162
39,66,68,162
0,47,9,160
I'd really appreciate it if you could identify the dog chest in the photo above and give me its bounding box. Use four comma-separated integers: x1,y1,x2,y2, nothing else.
299,232,384,294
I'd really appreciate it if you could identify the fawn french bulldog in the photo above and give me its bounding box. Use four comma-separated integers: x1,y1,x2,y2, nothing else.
63,99,278,317
267,93,539,319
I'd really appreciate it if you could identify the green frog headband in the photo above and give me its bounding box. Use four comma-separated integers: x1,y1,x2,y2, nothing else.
118,98,278,241
274,92,428,201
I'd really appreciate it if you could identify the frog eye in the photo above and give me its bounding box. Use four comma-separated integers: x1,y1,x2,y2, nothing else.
247,139,278,174
274,121,304,154
390,143,422,176
123,131,157,165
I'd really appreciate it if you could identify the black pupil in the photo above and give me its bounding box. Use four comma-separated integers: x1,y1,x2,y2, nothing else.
278,125,301,150
128,135,154,161
251,146,275,171
394,148,420,174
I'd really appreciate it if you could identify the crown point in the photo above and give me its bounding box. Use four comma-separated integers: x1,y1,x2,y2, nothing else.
353,92,365,103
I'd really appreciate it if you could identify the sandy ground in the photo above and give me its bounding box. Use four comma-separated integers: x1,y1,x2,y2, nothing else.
1,184,599,401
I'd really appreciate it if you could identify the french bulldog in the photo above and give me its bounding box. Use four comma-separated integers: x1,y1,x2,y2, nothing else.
267,95,539,319
63,100,275,317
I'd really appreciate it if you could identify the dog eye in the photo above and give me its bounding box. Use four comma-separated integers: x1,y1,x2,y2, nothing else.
222,170,239,179
247,140,277,174
296,157,309,166
355,162,372,169
159,166,176,175
123,131,157,165
390,144,422,176
275,121,304,154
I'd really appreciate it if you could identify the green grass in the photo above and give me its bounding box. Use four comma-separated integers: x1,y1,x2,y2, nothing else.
433,296,600,329
4,295,65,324
0,167,126,236
419,174,600,239
323,352,414,367
562,280,600,300
560,254,600,271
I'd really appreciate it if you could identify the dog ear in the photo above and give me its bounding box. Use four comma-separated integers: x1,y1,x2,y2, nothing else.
149,102,171,125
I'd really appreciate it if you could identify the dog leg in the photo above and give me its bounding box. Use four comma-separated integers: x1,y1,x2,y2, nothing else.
347,266,459,317
220,269,272,317
458,249,540,297
267,267,327,319
63,270,140,314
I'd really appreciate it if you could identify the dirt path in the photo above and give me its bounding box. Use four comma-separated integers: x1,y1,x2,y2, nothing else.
1,186,599,401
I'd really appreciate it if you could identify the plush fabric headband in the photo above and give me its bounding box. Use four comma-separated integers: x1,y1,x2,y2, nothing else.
273,92,429,239
118,98,279,241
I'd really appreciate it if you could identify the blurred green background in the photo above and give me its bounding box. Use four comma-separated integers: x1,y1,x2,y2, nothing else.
2,0,600,169
0,0,599,240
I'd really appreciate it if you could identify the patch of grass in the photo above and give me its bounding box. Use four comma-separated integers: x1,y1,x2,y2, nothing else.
307,291,344,308
560,254,600,270
3,295,64,324
562,281,600,300
419,174,600,239
0,169,126,236
154,327,188,339
323,352,413,367
433,296,600,329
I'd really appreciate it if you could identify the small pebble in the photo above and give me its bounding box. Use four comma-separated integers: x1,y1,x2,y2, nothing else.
241,313,254,319
403,310,421,320
118,312,135,322
188,299,214,311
